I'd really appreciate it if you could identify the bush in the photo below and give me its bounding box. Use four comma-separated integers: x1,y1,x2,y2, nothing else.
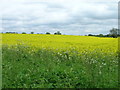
46,32,51,34
22,32,26,34
31,32,34,34
54,31,61,35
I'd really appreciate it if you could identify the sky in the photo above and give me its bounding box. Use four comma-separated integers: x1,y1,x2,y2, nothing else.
0,0,119,35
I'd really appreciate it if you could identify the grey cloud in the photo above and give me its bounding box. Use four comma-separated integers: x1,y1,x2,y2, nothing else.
1,0,118,35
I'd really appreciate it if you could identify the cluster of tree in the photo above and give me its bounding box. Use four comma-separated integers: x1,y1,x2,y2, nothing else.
22,32,34,34
2,28,120,38
4,32,18,34
88,34,118,38
88,28,120,38
3,31,62,35
46,31,62,35
3,32,34,34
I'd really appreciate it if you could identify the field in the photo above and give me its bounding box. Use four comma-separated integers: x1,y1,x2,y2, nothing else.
2,34,119,88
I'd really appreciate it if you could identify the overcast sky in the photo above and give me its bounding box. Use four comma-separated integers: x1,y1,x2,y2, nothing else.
0,0,119,35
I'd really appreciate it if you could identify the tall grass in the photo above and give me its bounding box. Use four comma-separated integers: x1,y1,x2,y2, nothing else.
2,45,118,88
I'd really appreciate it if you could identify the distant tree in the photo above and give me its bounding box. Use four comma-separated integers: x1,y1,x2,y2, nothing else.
31,32,34,34
22,32,26,34
110,28,117,35
98,34,104,37
54,31,61,35
46,32,50,34
6,32,9,34
104,34,111,37
88,34,93,36
54,33,57,35
109,28,118,38
112,34,117,38
5,32,17,34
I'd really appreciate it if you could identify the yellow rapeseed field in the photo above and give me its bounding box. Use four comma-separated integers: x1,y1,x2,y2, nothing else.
2,34,118,53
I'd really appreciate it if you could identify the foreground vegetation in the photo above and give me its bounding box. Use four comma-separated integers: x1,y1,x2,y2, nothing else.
2,34,119,88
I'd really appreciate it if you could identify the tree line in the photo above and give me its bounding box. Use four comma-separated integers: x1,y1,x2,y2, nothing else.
2,28,120,38
88,28,120,38
2,31,62,35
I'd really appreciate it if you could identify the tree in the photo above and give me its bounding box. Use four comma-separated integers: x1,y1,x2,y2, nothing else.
110,28,117,35
109,28,118,38
46,32,50,34
54,31,61,35
88,34,93,36
31,32,34,34
98,34,104,37
5,32,18,34
22,32,26,34
105,34,111,37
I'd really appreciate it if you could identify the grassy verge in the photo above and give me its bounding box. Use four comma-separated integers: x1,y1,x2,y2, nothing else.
2,45,118,88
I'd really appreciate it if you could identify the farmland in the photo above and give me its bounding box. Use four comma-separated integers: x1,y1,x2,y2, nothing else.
2,34,119,88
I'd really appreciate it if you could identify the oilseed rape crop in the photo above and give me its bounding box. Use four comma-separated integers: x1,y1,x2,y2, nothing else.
2,34,119,88
2,34,118,52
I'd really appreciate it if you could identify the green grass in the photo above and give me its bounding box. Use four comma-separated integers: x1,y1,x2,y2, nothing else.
2,45,118,88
